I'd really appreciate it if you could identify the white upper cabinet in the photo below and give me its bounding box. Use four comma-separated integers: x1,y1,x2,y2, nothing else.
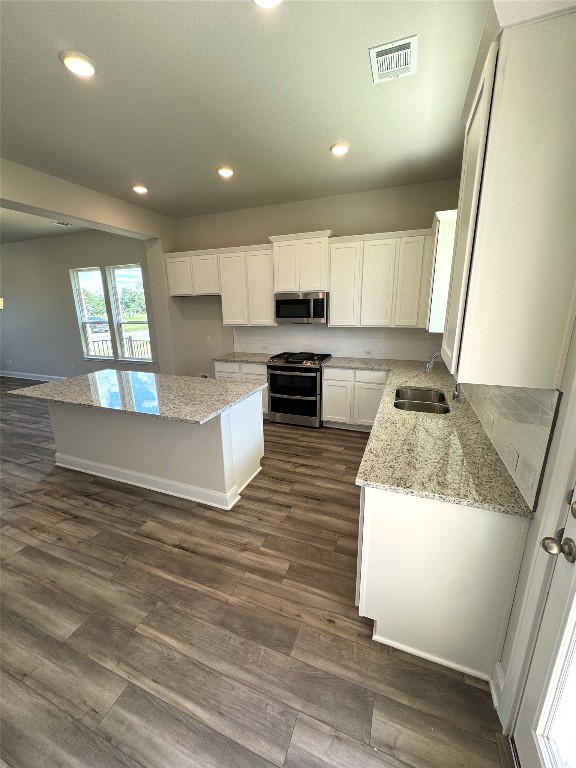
271,232,330,292
166,257,193,296
273,241,299,292
329,242,362,326
441,44,498,374
165,253,219,296
246,250,275,326
445,14,576,388
219,252,248,325
191,254,220,295
329,233,433,328
360,240,396,327
427,211,457,334
394,237,425,327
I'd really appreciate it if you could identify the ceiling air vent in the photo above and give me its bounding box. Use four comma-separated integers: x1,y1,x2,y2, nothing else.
369,35,418,83
53,220,74,227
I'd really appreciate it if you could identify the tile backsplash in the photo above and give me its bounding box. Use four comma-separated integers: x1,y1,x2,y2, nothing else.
233,326,442,361
463,383,559,509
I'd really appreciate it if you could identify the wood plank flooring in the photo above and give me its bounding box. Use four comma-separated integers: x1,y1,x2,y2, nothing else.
0,377,514,767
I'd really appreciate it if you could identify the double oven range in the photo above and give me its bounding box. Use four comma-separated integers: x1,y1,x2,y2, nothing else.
267,352,331,428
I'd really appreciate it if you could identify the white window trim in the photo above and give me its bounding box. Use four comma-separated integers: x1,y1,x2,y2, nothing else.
70,264,154,363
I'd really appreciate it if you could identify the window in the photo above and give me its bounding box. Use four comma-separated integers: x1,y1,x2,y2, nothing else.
70,264,153,362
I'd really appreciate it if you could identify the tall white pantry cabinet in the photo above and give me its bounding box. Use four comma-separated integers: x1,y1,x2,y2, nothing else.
442,13,576,389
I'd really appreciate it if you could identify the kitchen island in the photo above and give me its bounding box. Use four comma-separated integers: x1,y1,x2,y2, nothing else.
12,370,266,510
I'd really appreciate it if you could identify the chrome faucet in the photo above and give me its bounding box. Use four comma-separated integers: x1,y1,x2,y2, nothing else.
426,353,440,373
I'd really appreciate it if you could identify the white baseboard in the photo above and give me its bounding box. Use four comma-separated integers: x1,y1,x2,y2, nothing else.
1,370,65,382
55,452,241,510
372,626,491,681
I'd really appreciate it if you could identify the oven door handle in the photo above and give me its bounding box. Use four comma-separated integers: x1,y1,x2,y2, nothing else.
269,393,317,401
267,370,318,377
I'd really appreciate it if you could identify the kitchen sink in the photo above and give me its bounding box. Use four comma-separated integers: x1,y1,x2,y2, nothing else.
395,388,447,404
394,400,450,414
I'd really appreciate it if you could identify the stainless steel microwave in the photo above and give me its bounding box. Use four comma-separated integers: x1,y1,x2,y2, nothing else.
274,292,328,324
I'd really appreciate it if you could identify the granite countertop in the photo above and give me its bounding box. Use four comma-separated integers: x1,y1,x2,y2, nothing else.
213,353,271,364
355,360,531,518
324,357,392,372
11,369,266,425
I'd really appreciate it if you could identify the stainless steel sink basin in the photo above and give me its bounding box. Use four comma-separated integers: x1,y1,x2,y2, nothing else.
395,388,447,404
394,400,450,414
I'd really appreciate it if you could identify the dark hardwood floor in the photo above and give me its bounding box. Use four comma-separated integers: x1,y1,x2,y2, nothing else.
0,376,513,767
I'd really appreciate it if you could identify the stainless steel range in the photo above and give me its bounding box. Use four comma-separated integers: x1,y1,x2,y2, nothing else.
267,352,332,428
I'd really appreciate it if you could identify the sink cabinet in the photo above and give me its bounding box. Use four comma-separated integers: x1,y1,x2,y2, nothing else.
357,485,529,678
322,368,387,427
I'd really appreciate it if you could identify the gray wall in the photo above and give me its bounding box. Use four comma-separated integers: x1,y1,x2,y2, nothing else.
0,229,161,378
175,179,460,251
170,296,233,377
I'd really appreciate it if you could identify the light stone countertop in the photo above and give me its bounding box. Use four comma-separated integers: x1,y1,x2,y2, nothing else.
11,369,266,425
213,352,271,364
355,360,531,517
324,357,392,372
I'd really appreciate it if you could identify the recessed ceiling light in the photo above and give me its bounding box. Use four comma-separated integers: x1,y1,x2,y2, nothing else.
217,167,234,179
60,51,96,78
254,0,283,8
330,143,350,157
132,185,148,195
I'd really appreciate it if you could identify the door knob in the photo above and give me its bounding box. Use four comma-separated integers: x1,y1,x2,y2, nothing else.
541,528,576,563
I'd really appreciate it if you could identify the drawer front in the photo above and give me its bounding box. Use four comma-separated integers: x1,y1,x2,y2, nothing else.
214,362,241,374
322,367,355,382
215,372,242,381
355,369,388,385
241,363,268,376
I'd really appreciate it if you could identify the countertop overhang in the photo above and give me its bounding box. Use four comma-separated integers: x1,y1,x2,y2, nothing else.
10,369,267,425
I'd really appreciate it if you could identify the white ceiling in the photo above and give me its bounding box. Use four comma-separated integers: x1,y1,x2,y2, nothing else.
0,208,90,244
0,1,488,219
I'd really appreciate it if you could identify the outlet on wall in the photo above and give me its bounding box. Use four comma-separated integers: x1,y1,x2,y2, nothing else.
206,336,211,344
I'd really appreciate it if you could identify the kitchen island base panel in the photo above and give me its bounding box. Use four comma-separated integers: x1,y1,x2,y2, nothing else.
48,393,263,510
358,486,529,679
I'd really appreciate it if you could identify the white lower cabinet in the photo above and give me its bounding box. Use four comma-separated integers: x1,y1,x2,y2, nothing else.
323,368,386,427
358,486,529,678
214,362,268,415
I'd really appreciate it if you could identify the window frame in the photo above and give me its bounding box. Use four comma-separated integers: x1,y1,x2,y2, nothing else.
70,263,154,364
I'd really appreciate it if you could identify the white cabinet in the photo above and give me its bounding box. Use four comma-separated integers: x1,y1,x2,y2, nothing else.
444,17,576,389
323,368,386,426
393,237,425,327
246,250,275,326
214,362,268,415
358,485,529,678
360,240,396,326
191,254,220,295
219,253,248,325
329,234,433,328
219,250,275,327
165,253,220,296
328,242,362,326
166,257,193,296
271,232,330,292
427,211,457,334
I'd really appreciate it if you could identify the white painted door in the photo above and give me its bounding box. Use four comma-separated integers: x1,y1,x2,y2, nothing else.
273,241,299,292
393,237,424,327
353,382,385,426
299,238,328,291
166,257,193,295
246,250,275,325
514,484,576,768
441,43,498,372
219,252,248,325
360,239,397,326
322,381,353,423
329,242,362,326
191,254,220,295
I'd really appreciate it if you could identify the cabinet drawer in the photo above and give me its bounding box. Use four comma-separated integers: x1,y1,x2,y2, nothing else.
323,368,354,382
355,369,388,385
214,362,241,374
241,363,268,376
